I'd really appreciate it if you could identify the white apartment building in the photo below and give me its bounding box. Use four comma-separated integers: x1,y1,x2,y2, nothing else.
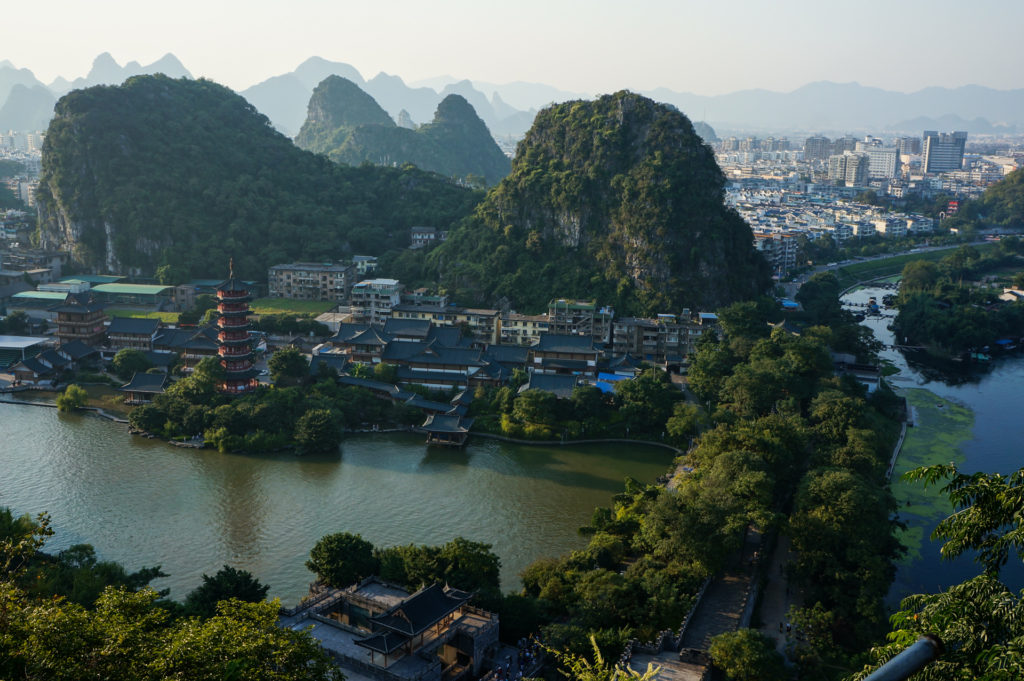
268,262,356,302
350,278,404,324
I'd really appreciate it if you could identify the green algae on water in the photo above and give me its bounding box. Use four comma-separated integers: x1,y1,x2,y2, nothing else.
891,388,974,564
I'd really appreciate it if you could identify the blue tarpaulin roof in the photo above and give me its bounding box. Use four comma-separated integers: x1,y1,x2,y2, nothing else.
595,372,629,394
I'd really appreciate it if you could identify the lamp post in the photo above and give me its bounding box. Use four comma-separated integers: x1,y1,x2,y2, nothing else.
862,636,943,681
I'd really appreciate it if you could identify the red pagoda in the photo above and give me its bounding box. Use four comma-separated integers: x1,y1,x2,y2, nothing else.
215,260,258,395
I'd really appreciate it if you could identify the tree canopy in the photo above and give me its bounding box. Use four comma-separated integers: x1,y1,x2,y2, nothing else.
0,511,340,681
183,565,270,618
306,532,378,588
709,629,787,681
852,464,1024,680
267,346,308,386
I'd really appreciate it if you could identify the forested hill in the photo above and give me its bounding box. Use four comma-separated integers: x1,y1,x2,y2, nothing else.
36,75,481,278
294,75,396,151
424,91,771,315
295,76,510,186
972,166,1024,229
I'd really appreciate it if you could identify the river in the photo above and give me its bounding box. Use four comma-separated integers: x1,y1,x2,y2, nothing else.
0,401,672,603
843,283,1024,601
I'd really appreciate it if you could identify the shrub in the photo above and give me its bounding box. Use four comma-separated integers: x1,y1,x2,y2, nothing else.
56,384,88,412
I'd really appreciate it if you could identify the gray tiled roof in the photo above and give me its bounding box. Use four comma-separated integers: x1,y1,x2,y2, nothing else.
119,372,168,393
383,318,431,338
519,373,578,398
57,340,98,360
533,333,596,353
484,344,529,365
108,316,160,336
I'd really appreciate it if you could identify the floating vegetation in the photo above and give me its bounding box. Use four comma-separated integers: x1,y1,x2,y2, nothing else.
890,387,974,563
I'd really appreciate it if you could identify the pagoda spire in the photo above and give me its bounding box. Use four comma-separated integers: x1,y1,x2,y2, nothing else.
214,263,257,395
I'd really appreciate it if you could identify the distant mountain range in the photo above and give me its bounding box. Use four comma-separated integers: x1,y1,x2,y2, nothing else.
48,52,192,95
294,76,510,185
240,57,537,138
2,53,1023,138
643,81,1024,134
0,53,192,133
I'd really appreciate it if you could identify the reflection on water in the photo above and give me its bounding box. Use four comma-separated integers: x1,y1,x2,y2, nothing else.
0,402,671,602
844,285,1024,599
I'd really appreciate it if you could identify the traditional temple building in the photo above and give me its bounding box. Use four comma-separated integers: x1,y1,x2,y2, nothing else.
215,262,258,395
119,372,168,405
51,292,107,346
279,577,499,681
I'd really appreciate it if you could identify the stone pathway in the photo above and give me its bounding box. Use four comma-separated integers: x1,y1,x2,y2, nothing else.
623,530,762,681
627,653,706,681
678,529,760,651
755,533,800,655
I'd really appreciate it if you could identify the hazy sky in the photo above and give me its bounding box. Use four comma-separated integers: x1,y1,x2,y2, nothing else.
6,0,1023,95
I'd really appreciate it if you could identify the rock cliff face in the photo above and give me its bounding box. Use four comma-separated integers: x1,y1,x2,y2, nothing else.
295,77,510,186
35,75,479,277
427,91,770,315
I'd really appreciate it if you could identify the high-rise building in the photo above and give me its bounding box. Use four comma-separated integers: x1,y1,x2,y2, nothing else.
827,152,870,186
804,136,832,161
897,136,922,155
738,137,760,152
720,137,740,151
922,131,967,173
832,136,858,155
864,147,900,179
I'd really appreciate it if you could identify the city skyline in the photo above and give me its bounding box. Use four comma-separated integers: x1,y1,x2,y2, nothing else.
4,0,1024,96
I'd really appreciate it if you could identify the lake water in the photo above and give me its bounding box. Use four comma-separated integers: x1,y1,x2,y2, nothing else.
843,284,1024,601
0,402,673,603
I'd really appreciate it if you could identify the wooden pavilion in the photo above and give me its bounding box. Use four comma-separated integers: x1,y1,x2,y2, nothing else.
420,414,474,447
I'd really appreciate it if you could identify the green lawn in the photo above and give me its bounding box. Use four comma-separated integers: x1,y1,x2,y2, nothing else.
107,308,180,323
250,297,335,315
